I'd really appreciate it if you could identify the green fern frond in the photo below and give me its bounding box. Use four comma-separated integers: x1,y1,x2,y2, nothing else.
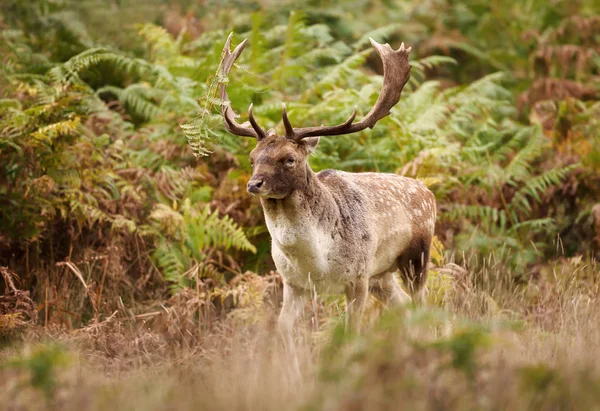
508,218,556,235
302,49,371,99
48,48,155,85
504,126,545,184
445,204,504,224
155,166,204,200
138,23,178,63
492,128,529,163
47,168,81,188
183,202,256,254
274,10,307,88
512,164,579,213
111,215,137,233
31,117,81,142
70,199,112,228
98,84,164,121
152,239,189,284
183,29,227,53
149,203,185,237
148,200,255,290
0,99,22,111
298,43,351,66
410,56,457,84
399,81,449,132
46,10,95,48
180,115,214,158
352,24,400,50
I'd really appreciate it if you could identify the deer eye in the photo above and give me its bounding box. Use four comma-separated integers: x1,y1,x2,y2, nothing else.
285,157,295,167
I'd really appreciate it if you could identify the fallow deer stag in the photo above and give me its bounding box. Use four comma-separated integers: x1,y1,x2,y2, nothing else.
218,34,436,338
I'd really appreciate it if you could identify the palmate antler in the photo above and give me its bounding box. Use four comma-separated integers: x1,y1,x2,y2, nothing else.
219,34,412,141
219,34,267,139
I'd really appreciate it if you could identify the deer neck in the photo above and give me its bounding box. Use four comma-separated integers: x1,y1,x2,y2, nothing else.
260,164,330,226
260,164,337,256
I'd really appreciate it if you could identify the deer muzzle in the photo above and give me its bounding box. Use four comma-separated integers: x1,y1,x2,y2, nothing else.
247,178,264,194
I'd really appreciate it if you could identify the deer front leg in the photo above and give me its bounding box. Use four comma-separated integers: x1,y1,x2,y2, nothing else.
278,281,307,353
345,275,368,333
278,281,308,378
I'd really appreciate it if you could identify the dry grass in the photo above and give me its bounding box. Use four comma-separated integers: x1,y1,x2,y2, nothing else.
1,256,600,410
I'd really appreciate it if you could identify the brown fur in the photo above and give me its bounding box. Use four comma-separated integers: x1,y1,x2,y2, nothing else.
247,135,436,334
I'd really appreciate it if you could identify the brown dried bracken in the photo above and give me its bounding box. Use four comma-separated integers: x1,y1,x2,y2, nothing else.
0,266,36,328
518,78,598,110
553,16,600,44
532,45,599,78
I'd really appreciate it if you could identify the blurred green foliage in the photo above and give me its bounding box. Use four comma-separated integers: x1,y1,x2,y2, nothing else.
2,344,71,400
0,0,599,321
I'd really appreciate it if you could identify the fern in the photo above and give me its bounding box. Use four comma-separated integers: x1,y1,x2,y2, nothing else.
410,56,457,84
148,199,255,290
445,205,506,228
48,48,155,86
185,204,256,254
152,239,189,285
97,84,165,122
2,0,598,303
352,24,401,50
508,218,556,235
137,24,179,63
504,126,545,185
512,164,580,213
274,10,307,88
31,117,80,142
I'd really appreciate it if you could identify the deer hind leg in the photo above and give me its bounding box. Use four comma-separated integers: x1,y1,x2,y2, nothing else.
397,241,431,306
344,275,369,334
369,271,412,306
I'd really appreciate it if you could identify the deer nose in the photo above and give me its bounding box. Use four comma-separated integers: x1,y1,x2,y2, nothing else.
247,179,264,194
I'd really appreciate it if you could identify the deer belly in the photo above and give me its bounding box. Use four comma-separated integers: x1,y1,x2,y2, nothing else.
369,224,413,275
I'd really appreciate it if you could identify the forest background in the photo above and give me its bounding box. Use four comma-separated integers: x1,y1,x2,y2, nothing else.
1,0,599,409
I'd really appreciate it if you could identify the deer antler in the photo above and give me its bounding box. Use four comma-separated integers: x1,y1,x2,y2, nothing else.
219,33,266,139
219,35,411,142
283,38,412,141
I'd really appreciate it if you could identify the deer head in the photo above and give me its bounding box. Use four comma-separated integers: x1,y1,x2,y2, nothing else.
218,33,412,199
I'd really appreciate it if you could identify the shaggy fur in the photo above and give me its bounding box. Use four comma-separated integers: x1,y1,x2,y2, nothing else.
247,136,436,335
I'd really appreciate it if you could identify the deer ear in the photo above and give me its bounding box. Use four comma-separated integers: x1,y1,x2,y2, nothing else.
303,137,320,153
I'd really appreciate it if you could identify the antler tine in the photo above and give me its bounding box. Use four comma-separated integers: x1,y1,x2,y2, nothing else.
283,103,358,140
219,33,266,139
282,104,295,138
288,38,412,141
247,103,266,139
